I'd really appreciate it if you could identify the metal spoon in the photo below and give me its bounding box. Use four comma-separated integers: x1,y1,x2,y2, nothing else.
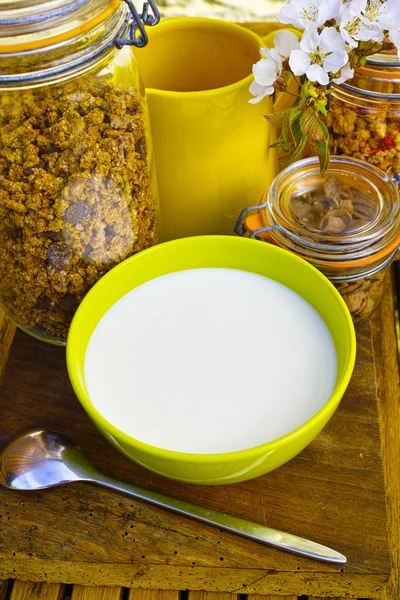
0,430,346,564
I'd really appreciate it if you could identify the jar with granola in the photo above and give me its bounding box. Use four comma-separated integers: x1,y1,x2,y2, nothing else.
0,0,161,345
235,156,400,322
326,53,400,181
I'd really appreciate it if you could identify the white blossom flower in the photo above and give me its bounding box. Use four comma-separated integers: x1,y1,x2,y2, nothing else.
249,48,282,103
331,61,355,84
279,0,342,30
249,31,299,104
289,25,348,85
376,0,400,31
339,3,384,47
274,29,300,59
339,0,400,48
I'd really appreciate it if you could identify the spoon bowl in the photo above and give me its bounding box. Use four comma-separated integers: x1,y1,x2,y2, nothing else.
0,430,94,490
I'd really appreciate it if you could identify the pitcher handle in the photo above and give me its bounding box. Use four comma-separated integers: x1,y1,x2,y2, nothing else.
261,28,301,114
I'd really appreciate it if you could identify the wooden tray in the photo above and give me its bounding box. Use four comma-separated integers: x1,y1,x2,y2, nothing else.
0,280,399,599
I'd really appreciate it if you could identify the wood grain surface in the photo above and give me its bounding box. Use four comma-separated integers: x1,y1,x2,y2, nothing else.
371,271,400,600
0,308,15,380
71,586,123,600
9,581,64,600
129,591,180,600
4,586,373,600
0,309,392,599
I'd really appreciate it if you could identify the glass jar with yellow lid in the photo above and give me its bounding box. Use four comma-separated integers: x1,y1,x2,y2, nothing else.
0,0,161,345
325,53,400,181
235,156,400,322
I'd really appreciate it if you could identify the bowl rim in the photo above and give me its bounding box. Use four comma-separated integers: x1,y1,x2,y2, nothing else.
66,235,356,462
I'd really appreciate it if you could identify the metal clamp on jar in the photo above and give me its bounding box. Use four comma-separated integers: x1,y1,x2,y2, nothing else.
235,156,400,322
0,0,161,345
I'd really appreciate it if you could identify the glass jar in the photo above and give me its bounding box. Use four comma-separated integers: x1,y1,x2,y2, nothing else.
235,156,400,322
326,53,400,180
0,0,161,345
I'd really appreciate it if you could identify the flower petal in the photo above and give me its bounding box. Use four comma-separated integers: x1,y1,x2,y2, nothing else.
274,30,300,58
380,0,400,29
339,22,359,48
350,0,367,16
306,63,329,85
267,47,283,71
300,23,320,53
354,23,384,42
319,0,342,23
320,27,346,52
249,80,274,104
323,50,348,74
289,49,311,76
253,58,279,86
278,3,301,27
332,61,354,85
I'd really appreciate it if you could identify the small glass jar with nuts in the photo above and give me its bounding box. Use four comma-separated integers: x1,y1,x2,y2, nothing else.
235,156,400,322
325,53,400,182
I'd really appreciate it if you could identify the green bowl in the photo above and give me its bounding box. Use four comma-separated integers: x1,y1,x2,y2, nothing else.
66,236,356,485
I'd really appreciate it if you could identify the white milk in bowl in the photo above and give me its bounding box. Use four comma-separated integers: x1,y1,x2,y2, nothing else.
84,268,337,454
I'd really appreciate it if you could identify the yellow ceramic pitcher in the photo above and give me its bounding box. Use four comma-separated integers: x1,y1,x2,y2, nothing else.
135,18,296,241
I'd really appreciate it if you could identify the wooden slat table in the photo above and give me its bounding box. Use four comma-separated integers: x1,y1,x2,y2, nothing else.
0,277,399,600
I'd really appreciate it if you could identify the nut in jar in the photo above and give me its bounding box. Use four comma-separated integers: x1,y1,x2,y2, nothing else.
333,264,391,322
235,156,400,323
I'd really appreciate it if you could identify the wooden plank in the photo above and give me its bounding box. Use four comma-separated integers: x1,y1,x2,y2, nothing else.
10,581,63,600
129,591,180,600
71,586,123,600
0,581,9,600
371,274,400,600
0,562,388,597
248,595,298,600
0,308,15,381
189,592,239,600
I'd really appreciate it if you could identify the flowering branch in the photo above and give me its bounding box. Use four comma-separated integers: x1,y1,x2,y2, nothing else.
250,0,400,174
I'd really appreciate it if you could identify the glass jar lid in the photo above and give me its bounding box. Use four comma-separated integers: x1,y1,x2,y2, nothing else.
0,0,160,86
257,156,400,270
0,0,120,52
341,51,400,98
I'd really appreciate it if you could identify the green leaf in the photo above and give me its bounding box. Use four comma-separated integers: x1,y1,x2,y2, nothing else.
289,133,308,162
299,108,327,142
279,133,308,163
317,118,329,141
292,118,303,143
315,100,327,116
282,108,303,145
264,107,297,128
269,136,293,152
316,140,330,175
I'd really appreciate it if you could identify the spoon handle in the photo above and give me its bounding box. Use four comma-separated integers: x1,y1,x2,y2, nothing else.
91,473,346,564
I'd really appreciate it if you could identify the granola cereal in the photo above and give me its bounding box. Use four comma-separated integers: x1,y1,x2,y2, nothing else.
0,76,159,343
325,98,400,178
